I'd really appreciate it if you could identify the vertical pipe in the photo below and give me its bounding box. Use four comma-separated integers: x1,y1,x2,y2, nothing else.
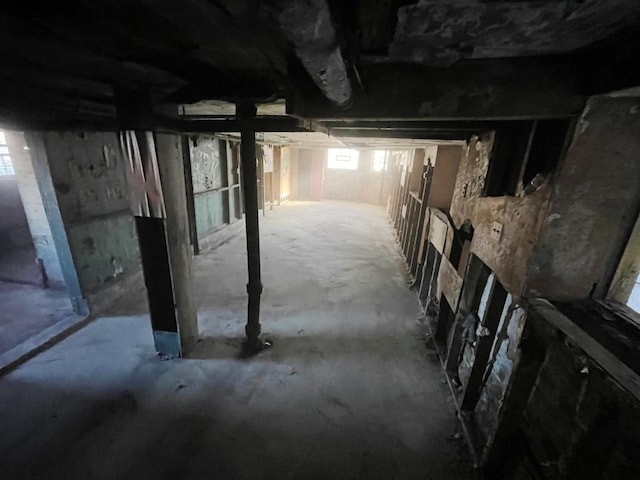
237,103,263,350
259,143,266,217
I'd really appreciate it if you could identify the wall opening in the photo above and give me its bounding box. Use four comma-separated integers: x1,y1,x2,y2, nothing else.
449,222,474,272
0,130,79,358
483,123,533,197
522,119,573,189
484,120,571,198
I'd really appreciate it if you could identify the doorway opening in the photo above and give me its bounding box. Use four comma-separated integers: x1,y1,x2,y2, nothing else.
0,131,80,362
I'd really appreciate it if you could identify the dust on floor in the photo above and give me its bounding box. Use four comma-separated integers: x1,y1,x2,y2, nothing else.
0,201,474,479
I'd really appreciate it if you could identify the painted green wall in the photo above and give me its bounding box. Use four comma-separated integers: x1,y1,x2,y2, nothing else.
66,213,139,290
194,190,226,235
190,136,228,236
43,132,140,294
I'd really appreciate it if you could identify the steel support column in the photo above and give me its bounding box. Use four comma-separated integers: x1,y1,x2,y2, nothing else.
238,103,263,351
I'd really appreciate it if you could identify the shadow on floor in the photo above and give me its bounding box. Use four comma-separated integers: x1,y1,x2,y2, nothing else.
190,332,442,365
0,281,75,355
0,245,42,286
0,361,474,480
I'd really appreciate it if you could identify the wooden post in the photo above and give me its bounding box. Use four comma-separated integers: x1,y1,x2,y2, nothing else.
181,135,199,255
116,90,198,357
155,132,199,353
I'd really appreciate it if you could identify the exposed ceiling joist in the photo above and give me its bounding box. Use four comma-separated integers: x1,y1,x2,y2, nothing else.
327,128,470,141
289,59,586,120
175,115,311,133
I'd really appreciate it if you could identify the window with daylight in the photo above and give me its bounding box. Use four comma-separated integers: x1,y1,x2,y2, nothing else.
327,148,359,170
372,150,389,172
0,131,15,176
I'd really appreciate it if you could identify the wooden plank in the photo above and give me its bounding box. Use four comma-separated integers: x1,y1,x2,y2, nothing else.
176,116,309,133
481,317,546,475
329,128,470,140
461,282,509,410
290,59,585,120
445,256,491,375
529,298,640,401
0,27,183,88
437,258,464,313
428,212,449,254
417,209,432,262
181,135,199,255
408,190,422,202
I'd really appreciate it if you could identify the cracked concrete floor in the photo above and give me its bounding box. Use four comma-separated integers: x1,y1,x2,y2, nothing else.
0,201,474,480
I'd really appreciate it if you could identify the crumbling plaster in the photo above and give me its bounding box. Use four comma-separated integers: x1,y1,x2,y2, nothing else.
450,133,552,297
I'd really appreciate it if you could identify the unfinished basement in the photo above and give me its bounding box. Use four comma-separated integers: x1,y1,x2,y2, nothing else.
1,2,640,479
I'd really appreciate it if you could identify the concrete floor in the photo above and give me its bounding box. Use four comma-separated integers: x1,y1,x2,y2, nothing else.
0,244,41,285
0,281,74,355
0,243,74,355
0,201,474,480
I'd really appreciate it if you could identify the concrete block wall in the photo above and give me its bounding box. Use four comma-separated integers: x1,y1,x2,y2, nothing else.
41,132,140,294
289,148,299,200
322,150,385,205
280,146,291,202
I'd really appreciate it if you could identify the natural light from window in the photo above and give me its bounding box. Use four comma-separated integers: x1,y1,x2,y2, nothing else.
626,271,640,314
327,148,359,170
372,150,389,172
0,130,15,176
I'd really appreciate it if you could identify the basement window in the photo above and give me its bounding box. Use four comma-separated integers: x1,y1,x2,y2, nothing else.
372,150,389,172
0,131,15,176
328,148,359,170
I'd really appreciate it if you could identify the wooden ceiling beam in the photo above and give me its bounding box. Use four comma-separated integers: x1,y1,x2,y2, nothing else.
288,58,586,120
327,128,471,140
173,115,310,133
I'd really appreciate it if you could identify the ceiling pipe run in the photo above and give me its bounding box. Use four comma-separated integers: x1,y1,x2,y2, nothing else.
263,0,353,108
